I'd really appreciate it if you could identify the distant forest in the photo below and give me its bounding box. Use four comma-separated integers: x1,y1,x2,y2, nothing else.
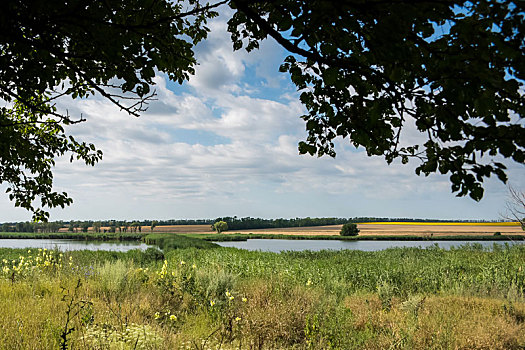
213,217,351,230
0,217,501,233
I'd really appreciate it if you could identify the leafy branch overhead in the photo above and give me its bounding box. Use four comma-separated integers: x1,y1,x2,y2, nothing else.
0,0,222,220
0,99,102,222
229,0,524,201
0,0,524,220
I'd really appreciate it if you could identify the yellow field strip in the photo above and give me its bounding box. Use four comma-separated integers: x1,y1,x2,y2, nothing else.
359,222,521,226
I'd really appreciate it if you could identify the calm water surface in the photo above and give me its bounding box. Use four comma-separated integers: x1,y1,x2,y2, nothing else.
0,239,150,252
214,239,524,252
1,238,522,253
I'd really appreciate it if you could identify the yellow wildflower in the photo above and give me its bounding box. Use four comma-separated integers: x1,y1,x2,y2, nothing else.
170,315,177,321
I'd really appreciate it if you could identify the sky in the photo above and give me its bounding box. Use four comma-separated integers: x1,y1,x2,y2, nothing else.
1,13,524,222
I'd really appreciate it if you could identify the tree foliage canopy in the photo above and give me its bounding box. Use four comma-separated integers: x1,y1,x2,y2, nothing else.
0,0,524,220
0,0,221,220
228,0,524,201
340,223,360,236
213,220,229,234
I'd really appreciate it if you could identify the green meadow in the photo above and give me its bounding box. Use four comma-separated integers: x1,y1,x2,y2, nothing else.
0,238,524,349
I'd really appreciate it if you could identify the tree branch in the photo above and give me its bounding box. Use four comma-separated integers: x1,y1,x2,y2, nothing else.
61,0,229,30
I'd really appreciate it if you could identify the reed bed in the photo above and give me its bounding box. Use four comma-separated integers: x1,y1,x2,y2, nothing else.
0,243,523,349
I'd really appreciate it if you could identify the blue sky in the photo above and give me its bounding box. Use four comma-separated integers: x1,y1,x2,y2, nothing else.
0,14,523,222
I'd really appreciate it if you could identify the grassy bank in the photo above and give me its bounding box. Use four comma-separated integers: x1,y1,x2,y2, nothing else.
144,233,219,250
3,231,524,243
0,244,524,349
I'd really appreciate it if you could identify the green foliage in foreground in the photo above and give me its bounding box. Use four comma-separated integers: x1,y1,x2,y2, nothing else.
144,234,219,250
0,245,524,349
163,244,525,298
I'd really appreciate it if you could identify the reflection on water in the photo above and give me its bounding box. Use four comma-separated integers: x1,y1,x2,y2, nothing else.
0,239,150,252
1,238,522,253
214,239,524,253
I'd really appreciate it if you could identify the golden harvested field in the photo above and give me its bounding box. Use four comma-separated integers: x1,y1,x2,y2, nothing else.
59,222,524,237
149,224,212,233
225,222,524,237
58,224,213,233
356,222,523,236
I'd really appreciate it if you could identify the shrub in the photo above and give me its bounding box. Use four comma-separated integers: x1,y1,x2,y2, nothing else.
213,221,228,234
142,247,165,262
494,232,502,236
340,223,359,236
95,260,131,297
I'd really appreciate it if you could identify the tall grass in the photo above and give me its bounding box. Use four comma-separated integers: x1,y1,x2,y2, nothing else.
144,234,219,250
0,245,524,349
163,244,525,299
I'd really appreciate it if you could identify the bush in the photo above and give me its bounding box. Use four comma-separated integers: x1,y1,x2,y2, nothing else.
213,221,228,234
494,232,502,236
144,234,219,250
142,247,165,262
95,260,131,297
340,223,359,236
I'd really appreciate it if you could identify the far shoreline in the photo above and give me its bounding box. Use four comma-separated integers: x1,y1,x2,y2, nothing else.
1,222,523,242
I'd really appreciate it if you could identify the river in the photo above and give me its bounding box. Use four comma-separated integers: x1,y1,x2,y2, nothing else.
0,238,523,252
0,239,150,252
213,239,524,253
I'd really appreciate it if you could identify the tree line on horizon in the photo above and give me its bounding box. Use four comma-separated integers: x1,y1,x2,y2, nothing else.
0,217,505,233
